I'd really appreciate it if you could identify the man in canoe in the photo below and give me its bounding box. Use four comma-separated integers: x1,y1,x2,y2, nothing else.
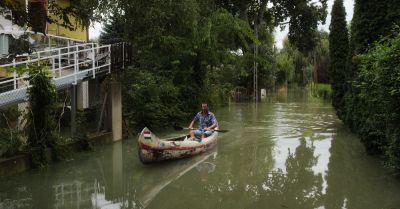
187,103,218,142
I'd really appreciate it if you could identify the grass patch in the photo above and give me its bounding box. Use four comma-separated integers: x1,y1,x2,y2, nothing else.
308,82,332,100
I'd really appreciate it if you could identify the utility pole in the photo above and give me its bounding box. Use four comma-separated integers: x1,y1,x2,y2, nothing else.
254,1,260,103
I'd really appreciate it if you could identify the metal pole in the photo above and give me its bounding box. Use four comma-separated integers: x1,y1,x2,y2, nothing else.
67,41,70,65
254,24,258,103
122,42,125,69
108,45,111,74
74,47,77,85
71,85,77,136
58,48,62,77
52,55,55,78
13,59,16,90
92,43,95,78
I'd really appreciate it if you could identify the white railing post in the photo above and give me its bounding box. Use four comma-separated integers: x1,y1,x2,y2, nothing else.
108,45,111,74
52,56,55,79
74,49,77,85
26,56,30,88
58,48,62,77
26,57,30,70
67,41,70,65
13,71,17,90
76,45,79,73
37,52,40,66
12,59,16,90
92,43,95,78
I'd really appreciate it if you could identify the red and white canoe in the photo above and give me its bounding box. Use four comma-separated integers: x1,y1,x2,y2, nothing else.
138,127,218,163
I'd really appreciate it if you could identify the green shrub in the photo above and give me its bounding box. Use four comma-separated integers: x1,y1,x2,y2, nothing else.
123,68,185,130
349,30,400,171
73,110,93,151
0,106,23,158
309,82,332,100
26,66,65,167
0,128,22,158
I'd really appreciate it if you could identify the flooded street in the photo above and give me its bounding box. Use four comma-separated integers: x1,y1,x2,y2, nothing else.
1,92,400,209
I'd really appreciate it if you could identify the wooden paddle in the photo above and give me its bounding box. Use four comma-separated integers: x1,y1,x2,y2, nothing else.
173,125,229,133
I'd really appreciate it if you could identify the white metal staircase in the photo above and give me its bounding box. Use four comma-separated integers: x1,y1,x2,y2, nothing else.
0,42,112,106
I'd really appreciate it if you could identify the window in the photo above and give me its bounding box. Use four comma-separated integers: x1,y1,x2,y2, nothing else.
0,34,9,56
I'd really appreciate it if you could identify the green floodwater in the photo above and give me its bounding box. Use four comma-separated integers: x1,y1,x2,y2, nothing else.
1,91,400,209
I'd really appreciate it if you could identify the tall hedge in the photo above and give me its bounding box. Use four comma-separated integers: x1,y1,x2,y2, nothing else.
354,32,400,171
329,0,348,120
339,0,400,172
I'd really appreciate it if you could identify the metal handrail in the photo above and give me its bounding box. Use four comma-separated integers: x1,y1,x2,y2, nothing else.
0,30,85,43
0,43,100,67
0,43,111,92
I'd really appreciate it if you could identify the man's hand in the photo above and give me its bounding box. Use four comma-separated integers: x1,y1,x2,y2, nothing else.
203,127,210,131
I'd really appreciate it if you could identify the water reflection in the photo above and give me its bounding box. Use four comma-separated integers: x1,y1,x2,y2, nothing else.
258,138,323,209
324,125,400,209
90,146,219,209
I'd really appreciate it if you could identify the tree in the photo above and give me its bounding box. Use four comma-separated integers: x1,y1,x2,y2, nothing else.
344,0,400,131
216,0,328,55
99,14,126,44
350,0,400,55
329,0,348,120
272,0,328,54
275,49,295,86
340,0,400,171
120,0,259,129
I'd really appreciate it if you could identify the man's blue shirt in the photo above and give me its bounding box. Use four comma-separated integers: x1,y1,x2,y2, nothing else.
194,111,217,129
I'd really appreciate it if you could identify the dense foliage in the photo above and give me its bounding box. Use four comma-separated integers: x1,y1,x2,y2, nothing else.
117,0,265,129
0,106,22,158
274,33,328,88
99,14,125,44
328,0,348,119
350,0,400,55
328,0,400,172
91,0,332,129
345,0,400,147
351,32,400,170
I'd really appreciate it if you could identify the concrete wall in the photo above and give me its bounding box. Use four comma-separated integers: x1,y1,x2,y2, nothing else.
77,81,89,110
110,76,122,141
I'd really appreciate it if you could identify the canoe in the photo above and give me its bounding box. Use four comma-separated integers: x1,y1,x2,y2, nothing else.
138,127,218,163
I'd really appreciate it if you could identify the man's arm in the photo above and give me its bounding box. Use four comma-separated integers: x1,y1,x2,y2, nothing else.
208,121,218,130
204,114,218,130
189,113,199,129
188,120,195,129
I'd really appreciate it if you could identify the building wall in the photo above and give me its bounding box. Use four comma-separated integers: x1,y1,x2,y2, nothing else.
0,0,88,41
46,0,88,41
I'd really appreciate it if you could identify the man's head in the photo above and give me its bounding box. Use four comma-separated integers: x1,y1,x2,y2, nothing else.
201,103,209,113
